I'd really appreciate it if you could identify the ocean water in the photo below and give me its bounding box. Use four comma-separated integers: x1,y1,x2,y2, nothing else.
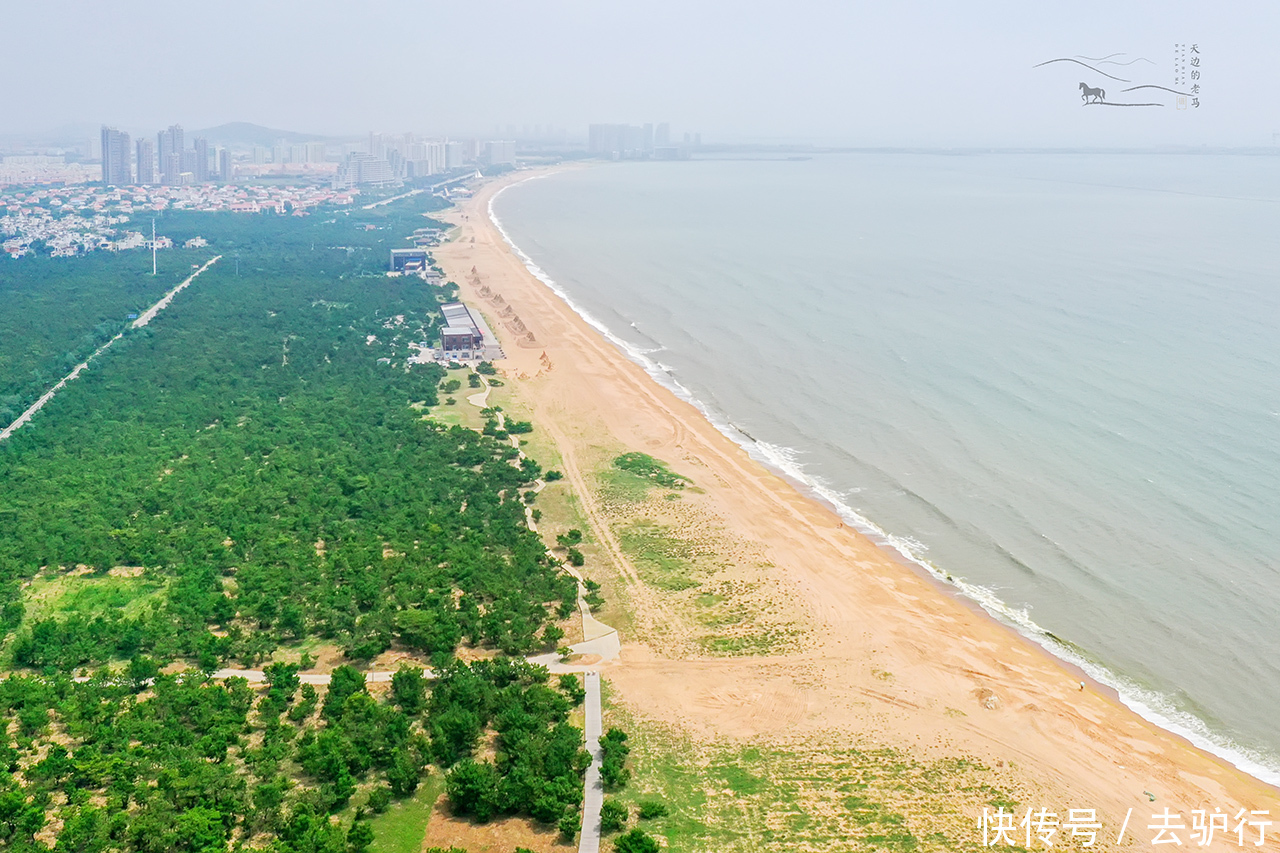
490,153,1280,787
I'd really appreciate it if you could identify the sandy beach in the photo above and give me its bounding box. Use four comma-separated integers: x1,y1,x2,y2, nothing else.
430,169,1279,850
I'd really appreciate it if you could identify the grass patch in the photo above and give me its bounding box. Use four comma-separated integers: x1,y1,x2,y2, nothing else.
613,452,690,490
617,520,699,591
698,632,795,656
598,468,657,504
368,773,444,853
23,571,167,623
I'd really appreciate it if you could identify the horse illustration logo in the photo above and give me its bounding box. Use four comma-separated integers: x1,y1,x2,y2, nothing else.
1035,55,1178,109
1079,82,1106,103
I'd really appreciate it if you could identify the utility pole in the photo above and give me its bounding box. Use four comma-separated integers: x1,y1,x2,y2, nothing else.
151,219,157,276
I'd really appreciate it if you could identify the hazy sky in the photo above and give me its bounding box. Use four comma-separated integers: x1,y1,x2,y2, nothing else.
3,0,1277,147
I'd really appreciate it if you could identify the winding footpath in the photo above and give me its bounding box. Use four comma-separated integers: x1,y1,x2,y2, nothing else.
468,373,616,853
0,256,222,444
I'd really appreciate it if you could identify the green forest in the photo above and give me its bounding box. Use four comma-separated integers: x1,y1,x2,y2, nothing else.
0,253,184,422
0,195,589,850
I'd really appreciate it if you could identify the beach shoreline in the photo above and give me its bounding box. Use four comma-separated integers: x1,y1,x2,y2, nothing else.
433,166,1279,846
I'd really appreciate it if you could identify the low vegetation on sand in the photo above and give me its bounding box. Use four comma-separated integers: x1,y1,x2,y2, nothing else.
612,452,690,490
604,707,1030,853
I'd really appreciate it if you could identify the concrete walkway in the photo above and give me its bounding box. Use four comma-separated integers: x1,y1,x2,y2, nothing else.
210,668,397,685
579,672,604,853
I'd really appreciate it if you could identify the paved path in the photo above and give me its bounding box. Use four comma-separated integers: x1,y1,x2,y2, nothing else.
1,256,221,443
211,668,397,685
361,188,426,209
579,671,604,853
131,256,221,328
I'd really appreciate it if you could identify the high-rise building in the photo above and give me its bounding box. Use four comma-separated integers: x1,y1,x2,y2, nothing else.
444,141,466,169
135,137,155,185
218,149,233,182
655,122,670,146
193,137,209,182
100,126,132,185
484,140,516,167
158,125,184,184
426,141,445,174
157,130,173,179
163,152,181,185
588,124,620,156
335,152,394,187
588,123,657,158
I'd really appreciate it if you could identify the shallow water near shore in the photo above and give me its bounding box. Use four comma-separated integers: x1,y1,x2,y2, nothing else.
490,153,1280,786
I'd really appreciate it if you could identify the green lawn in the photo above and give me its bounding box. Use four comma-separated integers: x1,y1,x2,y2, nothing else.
369,773,445,853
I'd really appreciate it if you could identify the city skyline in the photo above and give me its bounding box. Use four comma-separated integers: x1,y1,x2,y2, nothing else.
80,121,527,190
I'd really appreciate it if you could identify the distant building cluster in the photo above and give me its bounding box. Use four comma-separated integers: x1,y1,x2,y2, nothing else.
333,132,515,188
0,155,99,188
588,122,698,159
1,181,358,259
101,124,233,187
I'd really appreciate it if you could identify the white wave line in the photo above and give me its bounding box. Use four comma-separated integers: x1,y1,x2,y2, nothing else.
485,178,1280,789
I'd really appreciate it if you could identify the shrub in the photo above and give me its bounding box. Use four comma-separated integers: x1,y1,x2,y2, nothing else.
566,548,585,567
347,818,375,852
545,470,563,481
558,674,586,705
391,666,427,715
559,812,579,841
367,786,392,814
637,800,669,820
445,759,501,822
600,728,630,790
542,623,565,648
600,798,628,833
614,828,660,853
